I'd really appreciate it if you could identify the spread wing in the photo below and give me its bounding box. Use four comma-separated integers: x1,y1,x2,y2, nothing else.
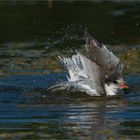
56,53,105,96
78,53,104,93
84,31,124,81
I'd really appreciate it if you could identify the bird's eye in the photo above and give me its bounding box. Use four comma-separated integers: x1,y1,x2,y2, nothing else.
113,80,118,84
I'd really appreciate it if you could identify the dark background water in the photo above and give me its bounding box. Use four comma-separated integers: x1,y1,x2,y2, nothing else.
0,1,140,139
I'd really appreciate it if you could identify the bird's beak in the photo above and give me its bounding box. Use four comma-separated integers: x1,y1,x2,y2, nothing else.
118,78,129,89
119,83,129,89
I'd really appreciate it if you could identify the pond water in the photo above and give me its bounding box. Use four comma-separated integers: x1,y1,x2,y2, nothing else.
0,1,140,139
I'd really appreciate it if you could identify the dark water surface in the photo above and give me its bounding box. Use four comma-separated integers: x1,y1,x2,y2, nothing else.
0,1,140,139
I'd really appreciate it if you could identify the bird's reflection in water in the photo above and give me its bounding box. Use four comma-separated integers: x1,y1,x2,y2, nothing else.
25,90,128,139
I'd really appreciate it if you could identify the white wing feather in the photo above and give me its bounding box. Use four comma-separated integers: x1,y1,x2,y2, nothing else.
58,53,104,96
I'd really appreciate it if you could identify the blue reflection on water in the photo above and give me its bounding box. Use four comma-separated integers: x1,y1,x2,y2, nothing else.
0,74,139,139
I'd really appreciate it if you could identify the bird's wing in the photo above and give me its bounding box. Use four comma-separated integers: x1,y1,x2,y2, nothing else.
84,31,124,80
58,54,87,82
58,53,104,95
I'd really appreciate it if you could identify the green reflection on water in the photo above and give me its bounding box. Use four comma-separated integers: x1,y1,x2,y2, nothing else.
0,1,140,76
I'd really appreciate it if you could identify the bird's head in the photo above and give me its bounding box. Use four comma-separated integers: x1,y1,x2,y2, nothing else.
105,77,128,96
113,78,128,90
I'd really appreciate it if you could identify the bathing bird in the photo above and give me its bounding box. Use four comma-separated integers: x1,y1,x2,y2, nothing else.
49,31,128,96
